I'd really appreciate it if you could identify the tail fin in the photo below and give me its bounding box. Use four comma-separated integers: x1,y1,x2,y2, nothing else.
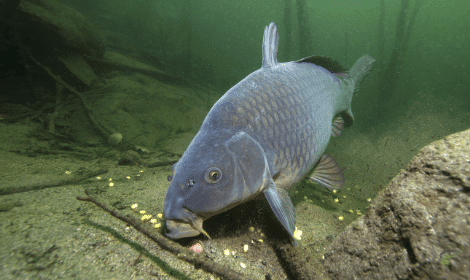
349,55,375,85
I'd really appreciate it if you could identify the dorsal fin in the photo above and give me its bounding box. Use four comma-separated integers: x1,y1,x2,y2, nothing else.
262,22,279,68
296,55,347,73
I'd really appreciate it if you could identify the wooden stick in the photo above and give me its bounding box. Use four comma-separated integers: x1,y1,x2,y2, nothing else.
0,169,107,196
77,191,250,280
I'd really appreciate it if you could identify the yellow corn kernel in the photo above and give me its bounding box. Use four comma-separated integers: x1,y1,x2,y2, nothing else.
293,227,302,241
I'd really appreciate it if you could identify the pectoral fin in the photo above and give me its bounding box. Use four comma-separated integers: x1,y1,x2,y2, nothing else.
309,154,345,190
264,180,296,242
331,116,344,137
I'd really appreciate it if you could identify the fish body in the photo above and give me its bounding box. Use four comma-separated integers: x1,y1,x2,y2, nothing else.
164,22,374,241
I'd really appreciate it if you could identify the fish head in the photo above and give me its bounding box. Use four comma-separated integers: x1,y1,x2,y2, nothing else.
164,130,271,239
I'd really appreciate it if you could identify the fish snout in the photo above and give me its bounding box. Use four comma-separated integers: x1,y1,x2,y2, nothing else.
164,205,211,239
164,197,210,239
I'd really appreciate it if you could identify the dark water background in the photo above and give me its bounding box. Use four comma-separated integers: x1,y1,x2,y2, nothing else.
60,0,470,131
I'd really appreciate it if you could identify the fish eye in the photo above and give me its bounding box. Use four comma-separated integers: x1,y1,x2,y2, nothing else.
210,171,219,180
167,175,173,182
188,180,195,187
204,167,222,184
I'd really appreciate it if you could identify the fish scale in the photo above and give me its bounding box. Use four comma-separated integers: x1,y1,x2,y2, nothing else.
163,22,374,242
221,67,328,186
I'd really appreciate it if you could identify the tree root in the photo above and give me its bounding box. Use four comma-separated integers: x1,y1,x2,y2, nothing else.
77,190,251,280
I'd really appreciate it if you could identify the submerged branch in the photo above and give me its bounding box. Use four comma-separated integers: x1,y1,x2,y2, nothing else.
25,49,113,139
76,191,250,280
0,169,107,195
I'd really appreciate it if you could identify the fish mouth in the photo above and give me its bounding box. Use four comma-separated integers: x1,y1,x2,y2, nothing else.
165,215,211,240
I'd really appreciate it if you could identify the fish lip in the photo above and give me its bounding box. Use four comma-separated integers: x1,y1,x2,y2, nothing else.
165,219,202,239
165,210,211,240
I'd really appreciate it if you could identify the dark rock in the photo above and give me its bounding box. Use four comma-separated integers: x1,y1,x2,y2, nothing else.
323,129,470,280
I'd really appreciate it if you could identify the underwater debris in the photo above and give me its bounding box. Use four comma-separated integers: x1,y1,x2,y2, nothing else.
243,245,249,252
108,133,122,146
190,242,203,254
141,214,152,221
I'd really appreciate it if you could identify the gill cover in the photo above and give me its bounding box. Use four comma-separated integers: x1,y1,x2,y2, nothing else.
226,131,272,197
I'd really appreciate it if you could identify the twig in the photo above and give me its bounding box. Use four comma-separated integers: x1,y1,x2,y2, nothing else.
0,169,107,196
77,191,251,280
48,82,63,133
24,48,112,140
0,85,117,123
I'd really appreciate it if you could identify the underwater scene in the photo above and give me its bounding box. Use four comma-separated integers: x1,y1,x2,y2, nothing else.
0,0,469,279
